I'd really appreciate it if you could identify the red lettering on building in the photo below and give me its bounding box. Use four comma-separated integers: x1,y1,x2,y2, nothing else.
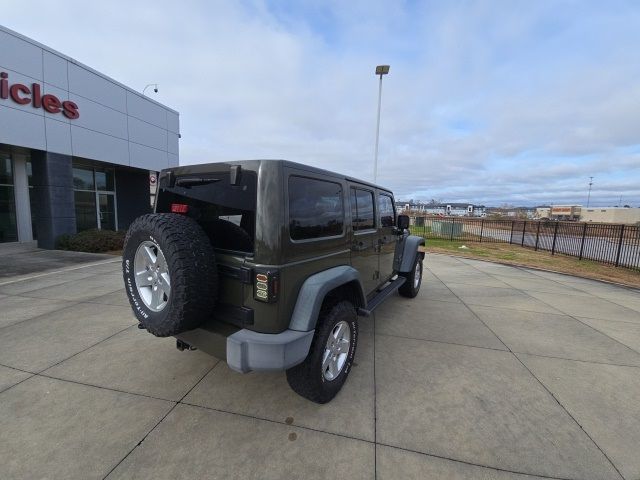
0,71,80,119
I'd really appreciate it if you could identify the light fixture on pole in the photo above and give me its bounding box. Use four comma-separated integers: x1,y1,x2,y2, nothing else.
143,84,159,95
373,65,390,184
587,176,594,207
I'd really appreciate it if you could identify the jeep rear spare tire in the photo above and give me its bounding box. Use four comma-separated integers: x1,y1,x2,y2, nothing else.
122,213,218,337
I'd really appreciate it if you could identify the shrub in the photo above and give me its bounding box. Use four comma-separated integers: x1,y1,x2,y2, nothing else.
56,229,125,253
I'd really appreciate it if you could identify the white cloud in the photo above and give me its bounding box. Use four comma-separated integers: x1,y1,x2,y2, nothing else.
3,0,639,206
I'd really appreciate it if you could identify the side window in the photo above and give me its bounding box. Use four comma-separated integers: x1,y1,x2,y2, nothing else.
351,188,375,231
289,176,344,240
378,194,395,227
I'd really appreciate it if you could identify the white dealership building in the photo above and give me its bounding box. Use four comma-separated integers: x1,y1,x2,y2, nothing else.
0,25,179,248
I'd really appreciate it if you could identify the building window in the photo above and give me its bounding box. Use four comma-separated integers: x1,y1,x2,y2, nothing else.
73,165,117,232
288,176,344,240
0,153,18,243
26,161,37,240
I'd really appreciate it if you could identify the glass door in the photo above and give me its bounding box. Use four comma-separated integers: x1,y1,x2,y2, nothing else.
98,193,116,231
0,154,18,243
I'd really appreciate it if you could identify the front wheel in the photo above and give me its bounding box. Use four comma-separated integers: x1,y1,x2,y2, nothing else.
286,301,358,404
399,255,423,298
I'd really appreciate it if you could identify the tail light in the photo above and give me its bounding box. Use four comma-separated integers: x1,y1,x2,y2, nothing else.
171,203,189,214
254,268,279,303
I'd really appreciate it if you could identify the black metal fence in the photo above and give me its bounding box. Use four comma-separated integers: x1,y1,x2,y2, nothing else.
410,216,640,270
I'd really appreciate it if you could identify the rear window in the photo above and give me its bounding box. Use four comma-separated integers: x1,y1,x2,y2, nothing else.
159,170,257,253
289,176,344,240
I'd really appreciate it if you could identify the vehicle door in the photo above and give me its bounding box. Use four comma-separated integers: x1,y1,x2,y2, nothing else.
377,191,397,282
349,186,379,296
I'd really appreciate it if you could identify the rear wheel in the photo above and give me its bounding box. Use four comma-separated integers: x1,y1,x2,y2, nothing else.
286,301,358,404
122,213,218,337
399,254,423,298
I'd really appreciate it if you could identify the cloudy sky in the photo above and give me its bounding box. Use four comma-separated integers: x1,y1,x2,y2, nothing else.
4,0,640,206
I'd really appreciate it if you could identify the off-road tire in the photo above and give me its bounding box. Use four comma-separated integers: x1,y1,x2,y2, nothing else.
122,213,218,337
286,301,358,404
399,254,423,298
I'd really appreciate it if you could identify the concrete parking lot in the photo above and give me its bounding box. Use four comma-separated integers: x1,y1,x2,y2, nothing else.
1,253,639,480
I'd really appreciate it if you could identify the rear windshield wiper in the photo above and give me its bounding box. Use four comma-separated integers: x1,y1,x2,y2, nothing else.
175,177,222,188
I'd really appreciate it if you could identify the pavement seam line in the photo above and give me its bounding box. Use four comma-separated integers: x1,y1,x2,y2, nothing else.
428,267,511,352
456,256,593,295
0,300,81,333
375,332,509,353
440,258,626,480
375,332,640,368
180,400,375,444
376,442,580,480
35,324,137,375
0,366,585,480
0,288,131,334
432,252,640,291
0,258,120,286
178,400,577,480
35,373,179,403
0,273,124,298
462,259,640,360
101,362,218,480
0,372,37,396
9,285,128,306
512,353,626,480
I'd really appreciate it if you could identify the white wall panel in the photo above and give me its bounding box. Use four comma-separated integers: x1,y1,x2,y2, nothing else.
1,25,179,170
126,91,168,129
0,105,46,150
130,143,168,170
71,125,129,166
69,94,128,139
68,63,127,113
167,111,179,133
168,132,179,155
42,51,68,90
0,30,43,80
45,118,72,155
0,69,45,116
128,116,167,149
42,83,72,124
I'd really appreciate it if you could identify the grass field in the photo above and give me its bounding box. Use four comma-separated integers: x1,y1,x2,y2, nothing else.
423,238,640,288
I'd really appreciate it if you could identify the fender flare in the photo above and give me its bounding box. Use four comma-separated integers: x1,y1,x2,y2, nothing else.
399,235,425,273
289,265,366,332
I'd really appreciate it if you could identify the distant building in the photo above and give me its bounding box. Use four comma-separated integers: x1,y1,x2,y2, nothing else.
486,206,534,218
550,205,582,221
535,207,551,219
580,207,640,224
396,202,485,217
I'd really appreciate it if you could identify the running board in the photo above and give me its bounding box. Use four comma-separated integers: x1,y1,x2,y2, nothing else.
357,277,406,317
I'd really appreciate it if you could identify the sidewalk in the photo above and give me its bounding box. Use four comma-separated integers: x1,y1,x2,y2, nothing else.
1,254,639,479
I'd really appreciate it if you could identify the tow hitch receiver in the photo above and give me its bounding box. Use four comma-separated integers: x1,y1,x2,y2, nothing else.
176,339,196,351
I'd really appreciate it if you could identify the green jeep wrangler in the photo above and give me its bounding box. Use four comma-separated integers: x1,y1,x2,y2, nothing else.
122,160,425,403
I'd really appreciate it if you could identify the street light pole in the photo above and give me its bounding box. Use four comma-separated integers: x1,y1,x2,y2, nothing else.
587,176,594,207
373,65,390,184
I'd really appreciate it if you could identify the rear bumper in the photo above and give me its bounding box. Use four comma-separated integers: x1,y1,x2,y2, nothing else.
175,324,314,374
226,329,314,373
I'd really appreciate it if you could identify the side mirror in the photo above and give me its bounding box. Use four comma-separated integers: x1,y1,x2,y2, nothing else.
397,215,410,230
